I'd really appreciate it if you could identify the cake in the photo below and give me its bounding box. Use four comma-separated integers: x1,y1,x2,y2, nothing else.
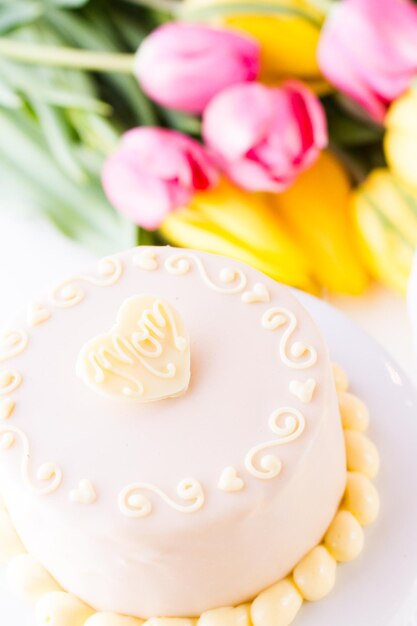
0,247,380,626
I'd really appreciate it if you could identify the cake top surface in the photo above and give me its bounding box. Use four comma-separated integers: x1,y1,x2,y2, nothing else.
0,246,334,530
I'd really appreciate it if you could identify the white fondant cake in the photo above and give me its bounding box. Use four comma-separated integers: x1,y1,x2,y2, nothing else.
0,247,347,619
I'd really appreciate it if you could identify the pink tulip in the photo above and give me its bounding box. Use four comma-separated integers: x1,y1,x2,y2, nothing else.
102,128,218,230
202,81,327,193
318,0,417,122
134,22,260,114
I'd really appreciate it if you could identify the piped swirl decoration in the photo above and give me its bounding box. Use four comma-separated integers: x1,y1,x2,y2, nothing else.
0,329,28,363
0,370,22,396
50,256,123,308
77,295,190,401
165,253,247,294
261,307,318,370
0,426,62,495
118,478,205,518
245,408,306,480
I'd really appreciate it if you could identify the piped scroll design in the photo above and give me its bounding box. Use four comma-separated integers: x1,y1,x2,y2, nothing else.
165,253,247,294
262,307,317,370
0,330,28,363
118,478,205,518
0,371,22,396
0,426,62,495
50,256,123,308
245,407,306,480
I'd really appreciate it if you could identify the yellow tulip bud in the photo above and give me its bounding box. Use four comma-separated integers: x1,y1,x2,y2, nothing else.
351,169,417,294
160,178,317,292
385,89,417,188
181,0,328,93
272,152,369,294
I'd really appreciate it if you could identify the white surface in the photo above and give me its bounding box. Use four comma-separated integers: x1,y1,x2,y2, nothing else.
0,213,417,624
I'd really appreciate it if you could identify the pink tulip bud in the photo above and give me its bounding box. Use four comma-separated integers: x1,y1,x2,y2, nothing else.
318,0,417,122
102,128,218,230
202,81,327,193
135,22,260,114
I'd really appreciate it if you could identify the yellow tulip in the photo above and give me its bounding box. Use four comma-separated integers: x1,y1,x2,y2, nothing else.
385,89,417,189
181,0,329,93
272,152,369,294
160,178,318,292
351,169,417,294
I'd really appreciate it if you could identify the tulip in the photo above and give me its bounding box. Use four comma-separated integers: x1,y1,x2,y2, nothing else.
351,169,417,294
318,0,417,123
203,81,327,192
182,0,327,93
272,151,368,294
134,22,260,114
385,90,417,188
102,128,218,230
160,177,316,292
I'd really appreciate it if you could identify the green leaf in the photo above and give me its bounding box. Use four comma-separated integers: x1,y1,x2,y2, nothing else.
0,2,43,33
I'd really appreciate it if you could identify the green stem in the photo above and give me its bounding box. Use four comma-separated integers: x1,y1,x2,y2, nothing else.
0,39,135,73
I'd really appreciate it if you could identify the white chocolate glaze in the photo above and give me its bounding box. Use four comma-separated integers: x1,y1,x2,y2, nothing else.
0,247,346,618
261,308,318,370
118,478,204,518
50,256,123,308
0,329,28,363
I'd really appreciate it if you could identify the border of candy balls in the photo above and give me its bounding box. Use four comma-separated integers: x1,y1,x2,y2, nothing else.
0,364,380,626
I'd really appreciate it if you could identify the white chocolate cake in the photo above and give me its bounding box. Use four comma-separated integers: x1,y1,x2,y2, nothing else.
0,247,380,625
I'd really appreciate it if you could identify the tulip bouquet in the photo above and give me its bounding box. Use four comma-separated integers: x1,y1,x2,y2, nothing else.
1,0,417,295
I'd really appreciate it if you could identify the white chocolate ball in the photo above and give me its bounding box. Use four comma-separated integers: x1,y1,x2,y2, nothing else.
251,578,302,626
36,591,94,626
324,510,364,562
344,430,380,479
0,510,25,563
293,546,336,601
86,613,145,626
338,392,369,432
343,472,380,526
332,364,349,392
7,554,61,600
198,605,251,626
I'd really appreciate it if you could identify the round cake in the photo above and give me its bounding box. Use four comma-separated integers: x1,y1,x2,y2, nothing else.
0,246,376,623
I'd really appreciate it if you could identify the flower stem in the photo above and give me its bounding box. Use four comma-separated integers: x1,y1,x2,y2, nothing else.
0,39,135,73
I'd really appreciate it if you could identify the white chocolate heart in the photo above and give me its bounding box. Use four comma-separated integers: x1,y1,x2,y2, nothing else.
133,249,159,271
76,295,190,402
69,480,97,505
27,303,51,327
0,398,15,420
241,283,270,304
289,379,317,404
218,467,244,492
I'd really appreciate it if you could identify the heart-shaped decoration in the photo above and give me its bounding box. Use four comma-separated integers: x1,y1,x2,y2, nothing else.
27,303,51,327
241,283,270,304
218,467,244,492
289,378,317,404
69,479,97,505
0,398,15,420
76,294,190,402
133,249,159,271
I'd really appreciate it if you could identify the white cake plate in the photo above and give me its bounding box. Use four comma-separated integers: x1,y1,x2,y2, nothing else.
1,292,417,626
